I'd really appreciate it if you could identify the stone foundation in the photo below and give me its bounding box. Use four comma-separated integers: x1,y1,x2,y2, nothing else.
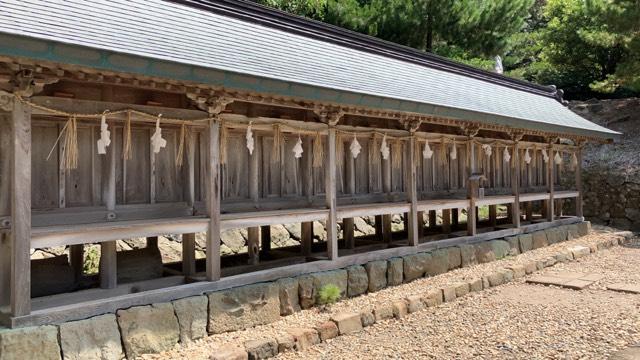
2,221,626,360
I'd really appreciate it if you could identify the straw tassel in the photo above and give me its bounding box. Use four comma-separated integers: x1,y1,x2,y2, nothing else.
312,132,323,168
176,124,187,167
62,116,79,170
122,111,133,160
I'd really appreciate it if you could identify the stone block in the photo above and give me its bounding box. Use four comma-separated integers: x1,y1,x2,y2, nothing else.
331,312,363,335
570,245,591,259
454,282,470,297
490,240,511,259
406,295,425,313
474,242,496,263
387,258,404,286
365,260,387,292
446,246,462,270
566,224,580,240
532,231,548,249
499,269,514,283
545,228,564,244
298,275,315,309
458,244,477,267
275,278,300,316
210,345,248,360
508,265,526,279
524,261,537,274
286,328,320,351
244,338,278,360
505,236,521,256
311,270,348,301
0,326,61,360
554,252,569,263
544,257,557,267
275,334,295,354
536,260,545,271
485,272,504,287
468,278,483,292
173,296,208,343
315,321,339,342
441,286,457,302
373,305,394,321
360,310,375,327
208,283,280,334
346,265,368,297
518,234,533,253
577,221,591,237
59,314,123,360
425,249,448,276
403,252,430,282
117,303,180,358
423,290,443,307
392,300,408,319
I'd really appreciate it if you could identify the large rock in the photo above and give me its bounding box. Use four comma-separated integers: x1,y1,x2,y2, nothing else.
387,258,403,286
490,240,510,259
286,328,320,351
446,246,462,270
298,275,315,309
173,296,208,343
403,252,430,282
221,229,247,253
311,270,348,301
244,338,278,360
474,242,496,263
354,217,375,235
346,265,368,297
331,312,363,335
283,223,301,241
577,221,591,237
518,234,533,253
545,227,566,244
365,260,387,292
504,236,521,255
276,277,301,316
59,314,123,360
425,249,448,276
531,231,548,249
0,326,61,360
458,244,477,267
271,224,298,248
208,283,280,334
117,303,180,358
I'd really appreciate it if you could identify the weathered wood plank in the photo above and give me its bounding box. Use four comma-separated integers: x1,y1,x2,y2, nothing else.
0,113,10,217
30,124,58,209
207,119,222,281
124,129,150,204
407,136,419,246
325,127,338,260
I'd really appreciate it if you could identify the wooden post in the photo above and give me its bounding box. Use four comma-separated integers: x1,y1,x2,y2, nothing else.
206,118,221,281
301,222,313,256
467,139,477,236
452,208,459,228
489,205,497,227
182,233,196,276
417,211,425,237
248,132,260,264
100,137,117,289
442,209,451,234
407,135,419,246
147,236,159,249
247,227,260,265
575,148,583,218
547,145,555,222
526,202,533,221
511,141,521,227
301,137,314,255
325,126,338,259
70,245,84,281
382,147,392,243
187,130,196,210
343,154,355,249
8,99,31,316
260,225,271,258
428,210,437,230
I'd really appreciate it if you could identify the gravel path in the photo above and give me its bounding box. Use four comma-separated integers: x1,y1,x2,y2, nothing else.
143,227,640,360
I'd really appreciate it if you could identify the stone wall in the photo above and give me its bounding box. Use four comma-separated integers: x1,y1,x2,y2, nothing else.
583,170,640,231
0,222,592,360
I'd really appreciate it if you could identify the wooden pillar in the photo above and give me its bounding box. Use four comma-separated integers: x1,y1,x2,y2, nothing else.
0,110,10,308
428,210,437,229
182,233,196,276
8,99,32,316
467,139,477,236
417,211,425,237
489,205,497,227
70,245,84,281
526,202,533,221
301,222,313,256
343,154,355,249
248,131,260,264
260,225,271,258
247,227,260,265
407,135,419,246
452,208,459,228
575,148,583,218
511,141,521,227
442,209,451,234
325,127,338,259
100,135,117,289
301,137,314,255
547,145,555,222
381,147,392,243
147,236,159,249
206,118,221,281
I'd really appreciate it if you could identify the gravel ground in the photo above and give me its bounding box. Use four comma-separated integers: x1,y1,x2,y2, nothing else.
143,226,639,360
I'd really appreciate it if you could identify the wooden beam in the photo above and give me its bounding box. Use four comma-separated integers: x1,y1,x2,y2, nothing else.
467,139,477,236
182,233,196,276
547,146,555,221
10,98,32,316
325,127,338,260
407,135,419,246
575,148,583,218
451,208,459,228
382,150,392,243
343,154,355,249
206,118,221,281
511,142,521,227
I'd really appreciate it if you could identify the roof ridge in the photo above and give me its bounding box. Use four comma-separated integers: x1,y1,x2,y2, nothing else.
169,0,562,100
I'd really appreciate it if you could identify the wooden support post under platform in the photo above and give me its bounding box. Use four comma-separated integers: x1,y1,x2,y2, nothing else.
343,154,355,249
452,208,459,228
511,141,521,227
147,236,159,249
248,132,260,264
182,233,196,276
301,137,314,256
407,135,419,246
575,148,583,218
100,136,117,289
489,205,497,228
260,226,271,258
381,146,392,243
442,209,451,234
417,211,425,238
247,227,260,266
6,99,32,316
428,210,437,229
325,126,338,259
467,138,477,236
547,146,555,222
70,245,84,281
301,222,313,256
526,202,534,221
206,118,222,281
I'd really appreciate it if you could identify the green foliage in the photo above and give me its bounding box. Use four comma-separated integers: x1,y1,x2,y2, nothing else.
83,246,100,275
317,283,341,305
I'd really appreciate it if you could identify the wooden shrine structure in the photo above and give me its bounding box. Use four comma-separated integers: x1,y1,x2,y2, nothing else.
0,0,617,327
